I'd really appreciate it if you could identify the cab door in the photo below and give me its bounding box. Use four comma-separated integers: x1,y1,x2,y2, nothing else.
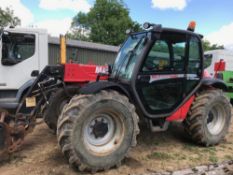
185,35,202,95
0,31,39,90
135,32,188,116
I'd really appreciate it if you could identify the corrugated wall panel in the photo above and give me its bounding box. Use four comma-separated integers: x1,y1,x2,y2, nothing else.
49,44,117,65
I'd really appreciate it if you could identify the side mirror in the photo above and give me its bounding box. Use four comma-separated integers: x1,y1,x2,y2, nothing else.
31,70,39,77
1,58,17,66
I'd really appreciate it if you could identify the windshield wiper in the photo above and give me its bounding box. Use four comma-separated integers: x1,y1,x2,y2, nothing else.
124,36,146,69
114,35,147,79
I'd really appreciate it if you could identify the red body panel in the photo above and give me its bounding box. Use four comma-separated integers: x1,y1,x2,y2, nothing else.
214,59,226,78
214,60,225,72
64,63,109,82
166,95,195,121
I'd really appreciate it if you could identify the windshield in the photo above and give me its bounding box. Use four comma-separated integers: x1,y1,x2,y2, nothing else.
111,32,147,80
1,32,35,65
204,54,213,69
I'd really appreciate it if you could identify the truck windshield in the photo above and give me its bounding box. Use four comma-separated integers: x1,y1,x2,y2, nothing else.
204,54,213,68
1,32,35,65
111,32,147,80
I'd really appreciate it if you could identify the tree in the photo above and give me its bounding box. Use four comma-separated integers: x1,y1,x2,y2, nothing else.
203,40,224,51
69,0,141,45
66,28,90,41
0,7,21,27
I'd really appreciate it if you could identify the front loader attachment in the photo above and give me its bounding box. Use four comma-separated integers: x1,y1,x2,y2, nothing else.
0,66,64,158
0,110,36,159
0,121,11,154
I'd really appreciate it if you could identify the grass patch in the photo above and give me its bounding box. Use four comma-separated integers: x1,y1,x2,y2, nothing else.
147,152,173,160
224,155,233,160
198,146,217,157
151,140,161,146
220,144,227,148
173,153,187,160
209,154,218,163
204,147,217,153
182,144,220,163
183,143,200,153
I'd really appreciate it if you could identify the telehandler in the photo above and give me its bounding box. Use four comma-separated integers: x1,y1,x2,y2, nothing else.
0,22,231,173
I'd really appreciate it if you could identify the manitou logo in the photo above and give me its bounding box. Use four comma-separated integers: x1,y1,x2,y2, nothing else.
95,66,109,74
149,74,199,83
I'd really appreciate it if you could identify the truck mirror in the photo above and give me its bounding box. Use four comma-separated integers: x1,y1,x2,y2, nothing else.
1,58,17,66
31,70,39,77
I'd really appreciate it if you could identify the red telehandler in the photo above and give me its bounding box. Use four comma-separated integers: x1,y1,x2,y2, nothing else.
0,22,231,173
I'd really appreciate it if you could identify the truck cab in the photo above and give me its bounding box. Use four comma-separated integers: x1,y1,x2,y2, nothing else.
0,28,48,110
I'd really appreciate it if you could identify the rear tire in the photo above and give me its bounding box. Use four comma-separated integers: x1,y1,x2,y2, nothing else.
43,86,79,132
184,90,231,146
57,90,139,172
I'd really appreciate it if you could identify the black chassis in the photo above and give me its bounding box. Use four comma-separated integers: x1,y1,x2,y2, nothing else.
80,26,227,120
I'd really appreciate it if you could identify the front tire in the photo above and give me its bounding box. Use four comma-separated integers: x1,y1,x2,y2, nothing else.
43,86,79,132
184,90,231,146
57,90,139,172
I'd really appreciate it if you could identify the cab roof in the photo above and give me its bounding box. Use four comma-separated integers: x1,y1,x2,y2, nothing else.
162,27,203,39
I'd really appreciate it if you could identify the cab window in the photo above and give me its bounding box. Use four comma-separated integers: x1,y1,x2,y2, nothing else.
2,33,35,65
188,36,201,74
142,33,186,73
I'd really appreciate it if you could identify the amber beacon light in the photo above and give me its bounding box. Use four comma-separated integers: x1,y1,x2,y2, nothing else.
187,21,196,32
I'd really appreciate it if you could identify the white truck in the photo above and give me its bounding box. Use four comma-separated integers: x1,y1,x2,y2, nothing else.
204,49,233,103
204,49,233,77
0,27,48,110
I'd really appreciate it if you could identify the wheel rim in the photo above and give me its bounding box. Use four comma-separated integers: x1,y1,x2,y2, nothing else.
207,104,226,135
83,110,124,156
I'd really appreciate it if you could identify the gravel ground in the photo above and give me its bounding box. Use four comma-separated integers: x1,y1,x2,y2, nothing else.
136,160,233,175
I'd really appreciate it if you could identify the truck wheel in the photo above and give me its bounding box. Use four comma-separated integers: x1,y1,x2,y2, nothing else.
43,87,79,132
184,90,231,146
57,90,139,172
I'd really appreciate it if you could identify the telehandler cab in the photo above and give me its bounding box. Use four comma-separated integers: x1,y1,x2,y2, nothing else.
0,22,231,173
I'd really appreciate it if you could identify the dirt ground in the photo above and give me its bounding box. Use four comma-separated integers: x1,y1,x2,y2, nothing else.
0,119,233,175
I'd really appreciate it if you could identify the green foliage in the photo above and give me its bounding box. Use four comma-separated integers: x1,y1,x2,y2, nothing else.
203,40,224,51
66,28,90,41
0,7,21,27
69,0,141,45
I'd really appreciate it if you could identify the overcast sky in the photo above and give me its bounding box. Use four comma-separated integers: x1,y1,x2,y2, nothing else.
0,0,233,49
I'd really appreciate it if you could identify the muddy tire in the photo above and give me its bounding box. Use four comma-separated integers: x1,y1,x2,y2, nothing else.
57,90,139,172
184,90,231,146
43,87,79,132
